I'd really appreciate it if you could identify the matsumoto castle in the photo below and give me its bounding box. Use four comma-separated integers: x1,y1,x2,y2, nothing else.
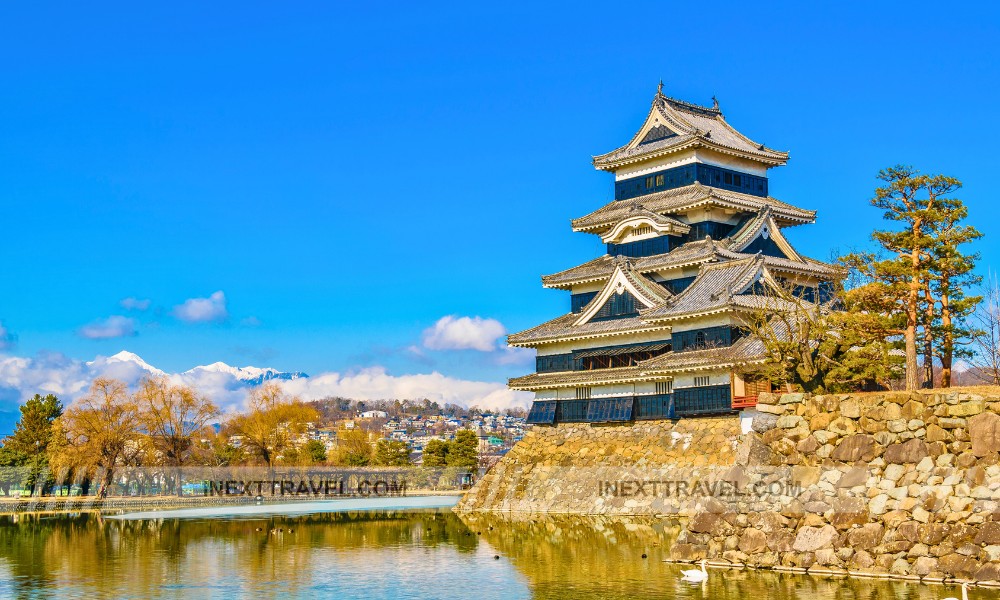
517,85,836,425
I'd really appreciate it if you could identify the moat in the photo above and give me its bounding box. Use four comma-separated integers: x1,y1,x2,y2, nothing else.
0,504,988,599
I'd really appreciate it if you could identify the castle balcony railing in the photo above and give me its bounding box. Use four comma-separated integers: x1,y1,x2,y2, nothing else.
731,395,758,410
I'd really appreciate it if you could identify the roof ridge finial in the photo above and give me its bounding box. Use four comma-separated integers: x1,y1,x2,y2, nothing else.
657,80,664,96
711,95,719,111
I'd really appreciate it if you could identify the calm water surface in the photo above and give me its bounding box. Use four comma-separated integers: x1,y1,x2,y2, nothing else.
0,502,995,599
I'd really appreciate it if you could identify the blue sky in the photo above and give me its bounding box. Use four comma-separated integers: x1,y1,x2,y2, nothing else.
1,2,998,419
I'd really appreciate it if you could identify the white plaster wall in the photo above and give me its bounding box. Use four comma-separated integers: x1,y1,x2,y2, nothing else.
681,208,745,225
568,282,605,294
673,371,729,388
670,314,734,332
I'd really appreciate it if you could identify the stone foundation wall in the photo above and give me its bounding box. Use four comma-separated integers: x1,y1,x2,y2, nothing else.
455,417,741,513
673,389,1000,582
457,387,1000,582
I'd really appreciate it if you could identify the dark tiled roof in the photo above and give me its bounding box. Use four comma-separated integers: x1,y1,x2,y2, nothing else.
640,256,763,321
506,311,669,346
542,237,837,290
508,332,774,390
640,333,769,373
592,92,788,169
508,367,647,391
571,183,815,233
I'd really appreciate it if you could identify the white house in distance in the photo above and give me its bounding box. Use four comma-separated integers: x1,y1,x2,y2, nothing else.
511,85,837,425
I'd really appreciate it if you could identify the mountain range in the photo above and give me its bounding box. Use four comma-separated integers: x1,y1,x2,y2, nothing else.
102,350,308,385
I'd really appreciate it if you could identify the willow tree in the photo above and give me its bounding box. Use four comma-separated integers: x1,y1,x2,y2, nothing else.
136,377,219,494
56,378,141,498
226,382,318,468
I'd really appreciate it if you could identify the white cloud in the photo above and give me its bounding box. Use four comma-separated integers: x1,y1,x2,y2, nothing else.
120,297,152,311
422,315,506,352
78,316,137,339
0,352,530,419
0,322,15,351
173,291,228,323
279,366,531,411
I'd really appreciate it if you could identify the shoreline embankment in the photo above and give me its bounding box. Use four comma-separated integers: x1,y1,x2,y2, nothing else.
455,386,1000,587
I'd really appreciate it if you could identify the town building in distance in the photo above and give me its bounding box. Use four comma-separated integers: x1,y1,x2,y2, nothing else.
512,85,838,425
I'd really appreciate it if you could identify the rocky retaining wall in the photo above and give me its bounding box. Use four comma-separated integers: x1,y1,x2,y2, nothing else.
674,389,1000,582
457,388,1000,583
456,417,742,513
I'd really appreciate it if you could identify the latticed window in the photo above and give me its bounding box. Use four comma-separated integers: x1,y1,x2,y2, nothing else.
694,376,710,387
655,381,672,394
575,387,591,399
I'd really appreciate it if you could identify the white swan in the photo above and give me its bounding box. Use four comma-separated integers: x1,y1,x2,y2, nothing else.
680,559,708,582
944,582,969,600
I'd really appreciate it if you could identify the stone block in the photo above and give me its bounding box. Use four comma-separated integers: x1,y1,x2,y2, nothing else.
975,521,1000,545
840,398,861,419
827,417,858,436
847,523,884,550
830,434,877,462
751,412,778,433
850,549,875,569
738,528,767,553
779,393,805,405
926,424,950,442
776,415,805,429
949,399,985,417
792,525,838,552
836,466,868,489
669,543,708,561
884,439,929,464
969,412,1000,457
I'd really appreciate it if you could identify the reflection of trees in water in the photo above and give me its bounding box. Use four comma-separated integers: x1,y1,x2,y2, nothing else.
457,513,956,600
0,509,476,596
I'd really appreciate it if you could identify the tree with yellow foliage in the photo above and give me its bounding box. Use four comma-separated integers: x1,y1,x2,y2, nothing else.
135,377,219,494
55,378,142,498
226,382,318,468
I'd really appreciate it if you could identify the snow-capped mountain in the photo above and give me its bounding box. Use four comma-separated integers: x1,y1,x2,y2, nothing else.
91,350,167,376
184,362,308,385
88,351,307,386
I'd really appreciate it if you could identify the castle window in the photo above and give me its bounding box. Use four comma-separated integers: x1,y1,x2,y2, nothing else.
645,176,655,189
695,332,706,347
655,174,665,186
575,387,591,400
655,381,672,394
694,376,710,387
733,174,741,187
723,172,733,185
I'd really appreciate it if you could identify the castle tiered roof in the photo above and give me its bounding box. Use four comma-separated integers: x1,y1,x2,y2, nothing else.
592,89,788,170
571,183,815,233
541,224,838,291
509,86,836,391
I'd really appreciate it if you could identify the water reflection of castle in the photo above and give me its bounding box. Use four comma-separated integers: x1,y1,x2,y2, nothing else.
515,85,835,425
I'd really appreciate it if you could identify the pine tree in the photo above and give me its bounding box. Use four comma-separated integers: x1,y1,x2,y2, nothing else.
0,394,63,493
923,199,983,387
445,430,478,468
373,439,411,466
851,166,966,390
421,439,449,467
